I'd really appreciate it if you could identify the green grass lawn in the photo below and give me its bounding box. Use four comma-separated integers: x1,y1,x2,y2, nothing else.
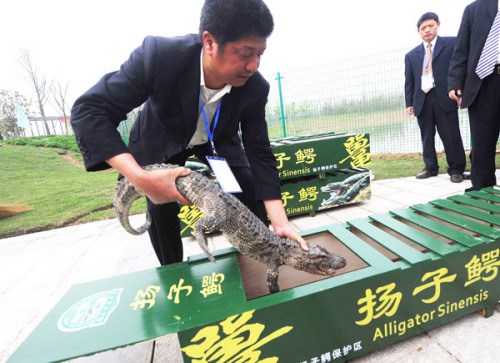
0,136,497,239
0,144,118,236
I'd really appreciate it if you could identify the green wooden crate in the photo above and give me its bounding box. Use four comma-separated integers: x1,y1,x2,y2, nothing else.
178,133,372,237
9,187,500,362
178,168,371,237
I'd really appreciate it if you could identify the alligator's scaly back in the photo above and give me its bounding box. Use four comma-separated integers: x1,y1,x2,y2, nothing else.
115,163,347,293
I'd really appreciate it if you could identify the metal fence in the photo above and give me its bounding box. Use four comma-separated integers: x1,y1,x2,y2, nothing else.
115,47,471,155
263,48,471,155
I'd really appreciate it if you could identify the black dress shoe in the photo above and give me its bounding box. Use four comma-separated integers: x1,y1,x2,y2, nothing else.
465,186,479,193
415,169,438,179
450,174,464,183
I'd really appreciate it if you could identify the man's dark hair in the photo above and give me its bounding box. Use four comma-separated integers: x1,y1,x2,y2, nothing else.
199,0,274,51
417,12,439,29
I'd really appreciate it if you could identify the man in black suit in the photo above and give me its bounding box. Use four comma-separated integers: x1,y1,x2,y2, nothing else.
71,0,308,265
405,12,466,183
449,0,500,191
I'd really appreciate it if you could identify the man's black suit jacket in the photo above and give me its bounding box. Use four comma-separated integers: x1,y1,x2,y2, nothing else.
405,36,458,117
71,34,281,200
448,0,498,108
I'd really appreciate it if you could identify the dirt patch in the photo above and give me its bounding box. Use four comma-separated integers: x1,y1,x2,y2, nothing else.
371,152,449,161
0,204,114,239
57,150,85,169
0,204,34,218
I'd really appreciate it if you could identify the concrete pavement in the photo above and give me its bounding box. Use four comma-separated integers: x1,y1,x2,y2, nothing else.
1,171,500,362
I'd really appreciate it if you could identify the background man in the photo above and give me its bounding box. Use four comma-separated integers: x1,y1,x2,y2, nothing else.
405,12,466,182
449,0,500,192
71,0,307,266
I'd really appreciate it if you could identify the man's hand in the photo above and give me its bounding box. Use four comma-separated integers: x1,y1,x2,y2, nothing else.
273,221,308,250
406,106,414,116
106,153,192,205
264,199,309,251
137,167,192,205
448,89,462,107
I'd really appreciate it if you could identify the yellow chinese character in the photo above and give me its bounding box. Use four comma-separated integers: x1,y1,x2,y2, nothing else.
465,248,500,287
413,268,457,303
298,187,319,202
181,310,293,362
200,272,225,298
168,278,193,304
274,152,291,169
178,205,205,236
356,282,402,326
340,134,371,167
295,148,316,164
281,191,295,207
130,285,161,310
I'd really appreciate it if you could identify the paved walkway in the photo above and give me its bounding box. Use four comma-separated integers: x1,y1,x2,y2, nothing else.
2,172,500,362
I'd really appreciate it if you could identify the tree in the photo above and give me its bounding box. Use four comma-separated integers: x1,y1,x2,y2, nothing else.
51,82,71,135
18,49,51,135
0,90,34,138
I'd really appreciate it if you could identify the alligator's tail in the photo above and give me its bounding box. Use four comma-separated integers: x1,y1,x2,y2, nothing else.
114,179,151,235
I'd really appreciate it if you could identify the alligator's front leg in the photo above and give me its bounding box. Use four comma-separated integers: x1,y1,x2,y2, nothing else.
194,217,221,263
266,263,280,294
193,199,229,263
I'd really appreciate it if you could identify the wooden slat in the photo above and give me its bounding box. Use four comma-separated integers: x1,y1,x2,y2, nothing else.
411,203,500,240
369,213,460,256
467,190,500,203
449,195,500,213
481,186,500,195
431,199,500,226
326,224,397,273
347,218,431,265
390,208,486,248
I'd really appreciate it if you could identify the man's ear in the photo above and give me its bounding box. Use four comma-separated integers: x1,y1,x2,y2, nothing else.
203,31,217,56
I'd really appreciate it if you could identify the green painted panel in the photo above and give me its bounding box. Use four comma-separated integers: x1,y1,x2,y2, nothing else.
411,203,500,240
369,213,460,256
390,208,486,248
8,253,247,363
431,199,500,227
272,133,371,180
347,218,431,265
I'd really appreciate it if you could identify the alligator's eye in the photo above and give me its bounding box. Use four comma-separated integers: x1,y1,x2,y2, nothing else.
309,255,328,263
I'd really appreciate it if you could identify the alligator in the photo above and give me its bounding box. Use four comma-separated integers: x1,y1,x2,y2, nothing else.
114,163,347,293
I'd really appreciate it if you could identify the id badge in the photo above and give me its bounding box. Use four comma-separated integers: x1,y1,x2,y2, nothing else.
421,74,434,90
206,156,242,193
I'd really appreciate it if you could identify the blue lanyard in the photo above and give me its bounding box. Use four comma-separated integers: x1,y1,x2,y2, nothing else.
200,89,222,156
424,44,434,74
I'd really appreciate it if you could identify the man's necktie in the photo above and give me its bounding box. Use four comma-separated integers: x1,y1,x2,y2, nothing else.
476,10,500,79
422,43,433,93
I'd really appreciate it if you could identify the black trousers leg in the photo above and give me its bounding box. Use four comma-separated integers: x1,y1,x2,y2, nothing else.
417,91,439,172
468,74,500,190
434,103,466,175
146,199,183,265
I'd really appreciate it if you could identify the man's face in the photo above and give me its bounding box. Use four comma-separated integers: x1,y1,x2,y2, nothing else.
418,19,440,43
203,33,267,88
